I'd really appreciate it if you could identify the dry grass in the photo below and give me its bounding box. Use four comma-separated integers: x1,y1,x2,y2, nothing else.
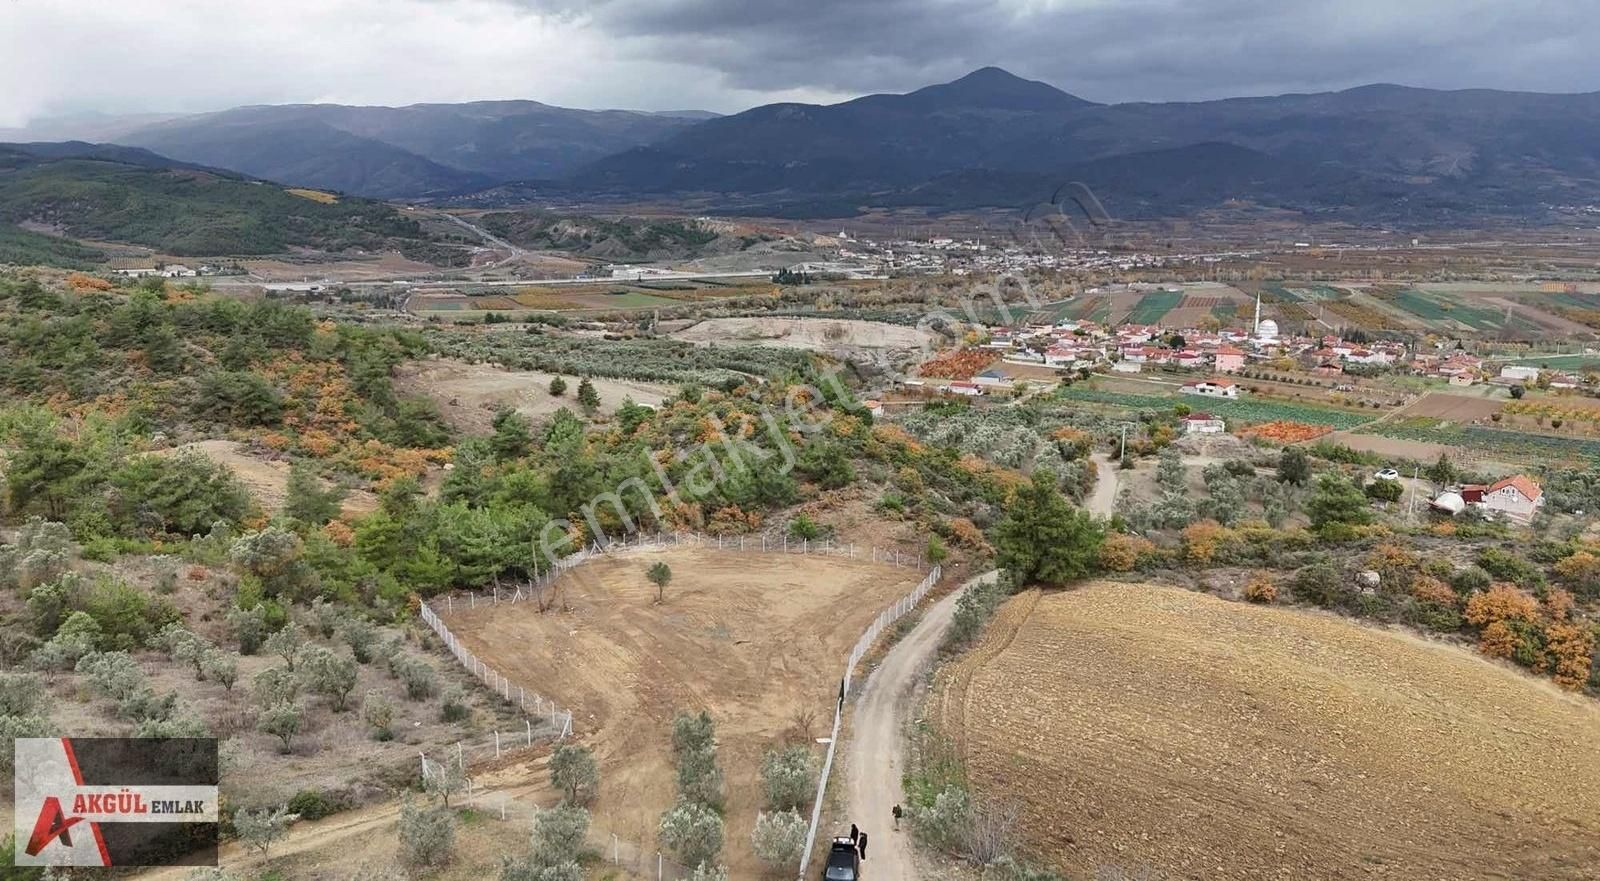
440,545,923,879
285,187,340,204
935,583,1600,881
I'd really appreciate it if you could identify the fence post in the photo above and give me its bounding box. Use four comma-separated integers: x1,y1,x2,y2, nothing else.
495,730,501,758
527,719,532,745
448,595,453,613
658,852,663,881
613,834,618,865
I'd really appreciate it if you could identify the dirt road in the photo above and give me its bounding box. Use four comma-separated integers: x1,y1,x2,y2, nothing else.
841,570,998,881
1085,453,1119,516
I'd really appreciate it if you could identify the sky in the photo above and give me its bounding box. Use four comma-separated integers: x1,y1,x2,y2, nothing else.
1,0,1596,127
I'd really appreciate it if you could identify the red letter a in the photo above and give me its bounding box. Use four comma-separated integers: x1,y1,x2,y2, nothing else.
25,796,83,856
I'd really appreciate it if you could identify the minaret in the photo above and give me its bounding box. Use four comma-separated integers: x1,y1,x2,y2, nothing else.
1253,292,1262,335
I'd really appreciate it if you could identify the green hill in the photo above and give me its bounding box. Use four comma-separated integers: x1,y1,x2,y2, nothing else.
0,144,469,265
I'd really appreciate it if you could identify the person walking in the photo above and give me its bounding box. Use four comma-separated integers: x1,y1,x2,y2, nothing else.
858,831,869,859
850,823,859,845
892,804,903,830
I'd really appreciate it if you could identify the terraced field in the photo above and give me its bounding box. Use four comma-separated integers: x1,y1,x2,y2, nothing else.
935,584,1600,881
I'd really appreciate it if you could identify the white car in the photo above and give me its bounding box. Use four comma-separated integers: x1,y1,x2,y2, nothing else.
1373,468,1401,481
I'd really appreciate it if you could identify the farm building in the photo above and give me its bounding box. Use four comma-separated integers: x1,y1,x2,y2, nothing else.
1181,379,1241,399
1499,365,1540,382
1111,361,1142,373
945,381,984,397
1183,413,1227,434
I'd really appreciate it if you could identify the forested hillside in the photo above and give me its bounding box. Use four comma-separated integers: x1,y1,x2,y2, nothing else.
0,145,470,263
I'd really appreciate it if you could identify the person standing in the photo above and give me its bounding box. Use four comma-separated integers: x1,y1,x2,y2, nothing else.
858,831,869,859
850,823,859,845
892,804,903,830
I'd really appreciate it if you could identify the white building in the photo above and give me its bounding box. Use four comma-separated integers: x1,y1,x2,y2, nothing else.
1476,475,1544,523
1182,412,1227,434
1180,379,1241,399
1499,365,1541,382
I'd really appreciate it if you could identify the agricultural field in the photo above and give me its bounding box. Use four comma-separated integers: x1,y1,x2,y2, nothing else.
671,316,937,353
409,280,773,320
1371,418,1600,463
935,584,1600,881
392,358,674,433
438,545,925,880
919,348,1000,379
1055,386,1371,429
421,327,818,386
1122,289,1184,325
1405,392,1503,423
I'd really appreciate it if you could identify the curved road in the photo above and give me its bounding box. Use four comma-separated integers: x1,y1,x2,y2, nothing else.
840,570,998,881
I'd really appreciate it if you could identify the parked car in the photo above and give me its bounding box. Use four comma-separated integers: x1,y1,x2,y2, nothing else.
825,837,861,880
1374,468,1401,481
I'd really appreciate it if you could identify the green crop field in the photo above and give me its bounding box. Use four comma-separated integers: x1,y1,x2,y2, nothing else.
1372,418,1600,462
1056,387,1370,428
1123,290,1183,325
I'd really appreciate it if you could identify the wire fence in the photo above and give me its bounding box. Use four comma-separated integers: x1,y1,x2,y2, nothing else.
796,562,942,880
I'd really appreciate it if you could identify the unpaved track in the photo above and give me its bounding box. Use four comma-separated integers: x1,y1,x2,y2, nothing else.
842,570,997,881
1085,452,1118,516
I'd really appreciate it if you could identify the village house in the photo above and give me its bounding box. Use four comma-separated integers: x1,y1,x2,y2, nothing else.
1182,412,1227,434
1457,475,1544,523
1214,345,1247,373
1180,379,1241,399
1499,365,1541,382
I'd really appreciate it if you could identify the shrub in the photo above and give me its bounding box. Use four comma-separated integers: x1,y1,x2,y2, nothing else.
688,864,729,881
677,744,725,809
201,649,239,691
76,651,147,702
750,809,807,871
1450,565,1493,597
1243,575,1278,604
759,746,814,812
658,799,724,868
0,671,47,717
301,645,359,711
286,788,348,821
362,690,396,740
549,744,599,805
529,802,590,870
396,656,438,701
309,596,342,638
253,665,300,707
257,702,302,754
787,514,824,541
341,616,379,664
397,796,455,868
1365,479,1403,502
263,621,308,672
0,715,52,775
136,715,210,737
671,711,715,757
911,785,973,855
1292,563,1344,607
439,685,471,723
1096,533,1150,572
226,604,270,655
234,805,291,857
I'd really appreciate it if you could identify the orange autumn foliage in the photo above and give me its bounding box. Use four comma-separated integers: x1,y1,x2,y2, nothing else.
1098,533,1153,572
1478,621,1519,659
323,520,355,547
1181,520,1229,565
66,272,114,292
1463,583,1540,628
1543,622,1596,690
1243,574,1278,604
1409,575,1458,607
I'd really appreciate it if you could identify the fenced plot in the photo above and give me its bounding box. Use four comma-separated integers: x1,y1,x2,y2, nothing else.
431,534,934,880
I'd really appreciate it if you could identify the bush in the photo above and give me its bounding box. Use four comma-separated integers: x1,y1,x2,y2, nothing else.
439,685,471,723
672,711,715,757
688,864,729,881
341,616,379,663
234,805,290,857
549,743,599,805
226,604,270,655
759,746,814,812
0,715,52,775
529,802,590,870
787,514,824,541
363,690,396,740
658,799,724,868
253,665,300,707
1243,575,1278,604
301,645,359,711
263,621,308,672
201,649,239,691
1450,565,1493,597
677,744,725,809
286,788,348,821
0,671,47,717
397,796,455,869
396,655,438,701
750,809,807,871
1365,479,1403,502
134,714,210,738
1292,563,1344,607
257,702,302,753
911,785,973,855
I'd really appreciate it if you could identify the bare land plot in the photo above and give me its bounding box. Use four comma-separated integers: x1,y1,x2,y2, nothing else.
440,546,924,879
935,583,1600,881
672,316,937,352
392,358,673,433
1404,392,1504,423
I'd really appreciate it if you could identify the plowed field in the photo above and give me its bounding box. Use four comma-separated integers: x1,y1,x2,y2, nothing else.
935,583,1600,881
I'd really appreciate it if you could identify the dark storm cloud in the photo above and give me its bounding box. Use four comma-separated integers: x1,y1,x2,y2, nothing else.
509,0,1600,103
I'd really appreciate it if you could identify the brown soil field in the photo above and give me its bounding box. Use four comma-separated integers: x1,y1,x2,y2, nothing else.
393,358,673,433
1406,392,1504,422
150,439,378,516
672,316,937,352
935,583,1600,881
440,545,925,878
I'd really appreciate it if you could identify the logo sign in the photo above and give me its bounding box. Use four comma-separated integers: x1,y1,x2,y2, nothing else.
13,738,218,867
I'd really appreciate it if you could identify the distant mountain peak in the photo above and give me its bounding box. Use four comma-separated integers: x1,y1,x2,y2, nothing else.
900,66,1098,111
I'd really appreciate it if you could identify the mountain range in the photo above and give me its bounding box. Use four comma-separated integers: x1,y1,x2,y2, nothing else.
15,67,1600,222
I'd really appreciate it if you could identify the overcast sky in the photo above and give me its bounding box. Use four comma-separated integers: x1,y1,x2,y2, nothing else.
2,0,1595,127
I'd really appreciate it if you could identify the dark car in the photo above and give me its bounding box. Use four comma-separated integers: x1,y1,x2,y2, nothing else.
824,837,860,880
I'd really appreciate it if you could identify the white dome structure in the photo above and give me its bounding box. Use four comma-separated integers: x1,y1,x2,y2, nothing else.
1256,318,1280,340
